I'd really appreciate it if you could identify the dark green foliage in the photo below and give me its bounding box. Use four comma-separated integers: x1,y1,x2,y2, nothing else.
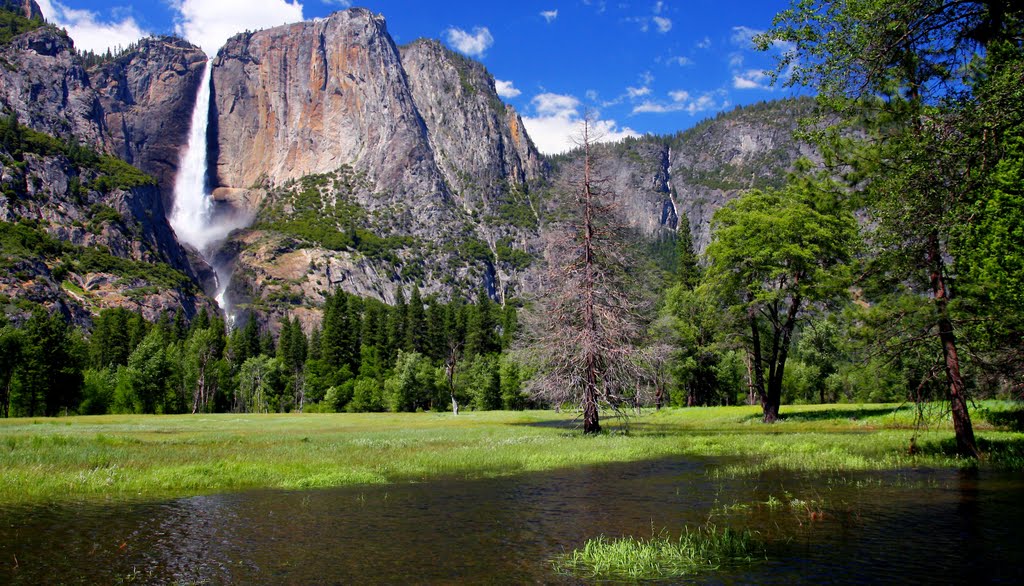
69,245,192,289
495,238,532,270
255,168,413,263
0,320,24,417
7,308,85,417
89,308,147,369
0,8,42,46
465,288,499,357
0,115,156,192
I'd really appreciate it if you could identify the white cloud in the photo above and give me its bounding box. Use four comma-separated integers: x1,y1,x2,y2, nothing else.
653,16,672,33
668,56,694,66
323,0,351,6
172,0,304,55
540,10,558,23
35,0,149,53
632,89,729,116
444,26,494,57
522,93,638,155
668,90,690,102
732,68,771,90
696,36,711,49
627,86,651,98
653,1,666,14
730,25,763,49
494,79,521,98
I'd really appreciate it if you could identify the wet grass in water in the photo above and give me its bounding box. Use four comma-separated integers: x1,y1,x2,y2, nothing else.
553,525,762,581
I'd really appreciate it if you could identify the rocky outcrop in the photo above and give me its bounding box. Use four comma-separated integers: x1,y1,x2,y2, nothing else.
0,147,215,325
90,36,208,208
551,98,820,254
1,0,42,20
0,7,214,324
400,39,543,210
0,26,107,148
209,10,548,312
209,9,447,215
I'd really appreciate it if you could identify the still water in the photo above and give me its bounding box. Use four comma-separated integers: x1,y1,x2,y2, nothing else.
1,458,1022,584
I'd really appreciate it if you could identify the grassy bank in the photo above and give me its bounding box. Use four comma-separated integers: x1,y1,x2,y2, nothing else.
0,403,1021,504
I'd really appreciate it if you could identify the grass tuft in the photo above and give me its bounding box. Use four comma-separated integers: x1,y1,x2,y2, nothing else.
553,525,762,581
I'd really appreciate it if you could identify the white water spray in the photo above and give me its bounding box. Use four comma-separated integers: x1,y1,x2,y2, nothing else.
170,61,248,326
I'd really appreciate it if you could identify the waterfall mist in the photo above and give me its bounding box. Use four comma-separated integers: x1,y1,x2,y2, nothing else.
170,61,250,325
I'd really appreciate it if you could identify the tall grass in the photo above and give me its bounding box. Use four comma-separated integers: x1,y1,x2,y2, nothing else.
0,403,1020,503
553,525,761,581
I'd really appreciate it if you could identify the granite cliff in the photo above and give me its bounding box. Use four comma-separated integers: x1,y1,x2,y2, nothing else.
1,2,819,331
0,2,212,323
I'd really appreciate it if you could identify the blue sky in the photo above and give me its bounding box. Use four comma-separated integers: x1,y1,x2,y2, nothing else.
34,0,801,154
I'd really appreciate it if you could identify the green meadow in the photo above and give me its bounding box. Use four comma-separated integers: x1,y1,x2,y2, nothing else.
1,403,1021,504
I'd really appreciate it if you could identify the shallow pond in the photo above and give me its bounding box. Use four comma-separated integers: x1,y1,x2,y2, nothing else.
1,457,1022,584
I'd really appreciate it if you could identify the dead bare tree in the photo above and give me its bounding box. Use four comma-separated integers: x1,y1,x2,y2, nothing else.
520,118,646,433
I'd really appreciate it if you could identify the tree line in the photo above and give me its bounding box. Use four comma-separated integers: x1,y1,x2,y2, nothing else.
0,287,528,417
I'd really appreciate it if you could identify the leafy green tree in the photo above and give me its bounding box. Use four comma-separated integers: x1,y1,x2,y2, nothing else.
89,308,132,369
661,286,727,407
235,355,280,413
499,355,528,410
406,285,426,353
114,328,172,414
383,350,434,412
466,288,499,358
0,322,24,417
79,368,115,415
459,353,502,410
760,0,1024,455
704,172,856,421
183,327,223,413
9,308,84,416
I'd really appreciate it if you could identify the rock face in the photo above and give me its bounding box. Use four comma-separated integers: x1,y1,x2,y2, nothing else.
0,147,214,325
0,18,207,204
400,39,543,210
552,98,820,254
0,7,214,322
209,10,547,316
90,37,208,209
0,27,107,148
1,2,821,330
0,0,42,21
210,9,446,213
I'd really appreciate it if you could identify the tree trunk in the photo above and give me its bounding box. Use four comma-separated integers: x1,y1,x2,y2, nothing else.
764,294,801,423
928,232,979,458
748,305,771,420
583,377,601,434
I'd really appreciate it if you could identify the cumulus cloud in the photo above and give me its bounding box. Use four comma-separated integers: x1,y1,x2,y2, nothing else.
323,0,352,6
632,89,729,116
540,10,558,23
667,56,694,66
653,16,672,33
522,93,638,155
35,0,149,53
733,68,771,90
696,36,711,49
627,86,651,98
495,79,521,98
172,0,304,55
730,25,763,49
444,26,494,57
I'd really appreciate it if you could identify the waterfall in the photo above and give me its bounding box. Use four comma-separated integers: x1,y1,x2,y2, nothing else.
170,61,247,326
171,62,214,253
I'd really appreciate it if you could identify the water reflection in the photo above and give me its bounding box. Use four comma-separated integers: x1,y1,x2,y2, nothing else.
1,459,1022,584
